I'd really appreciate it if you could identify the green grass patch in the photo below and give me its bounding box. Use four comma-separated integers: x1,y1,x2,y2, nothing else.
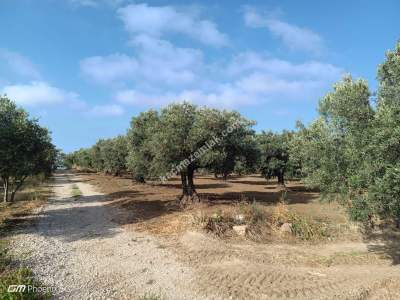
71,184,82,198
137,292,164,300
0,240,51,299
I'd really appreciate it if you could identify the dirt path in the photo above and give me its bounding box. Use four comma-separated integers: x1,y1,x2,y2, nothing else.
10,172,400,299
11,172,198,299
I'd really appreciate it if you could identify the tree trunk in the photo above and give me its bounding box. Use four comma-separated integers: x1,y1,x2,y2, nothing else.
187,167,197,196
277,172,285,186
10,191,16,202
223,172,228,181
3,178,9,203
178,167,199,206
181,172,188,195
10,177,27,202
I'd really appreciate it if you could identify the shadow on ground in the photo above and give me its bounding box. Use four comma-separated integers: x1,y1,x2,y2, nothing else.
363,227,400,265
5,171,400,266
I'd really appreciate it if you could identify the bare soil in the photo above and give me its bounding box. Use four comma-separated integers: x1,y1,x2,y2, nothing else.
9,171,400,299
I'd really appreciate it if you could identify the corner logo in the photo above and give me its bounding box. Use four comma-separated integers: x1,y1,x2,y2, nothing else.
7,285,26,293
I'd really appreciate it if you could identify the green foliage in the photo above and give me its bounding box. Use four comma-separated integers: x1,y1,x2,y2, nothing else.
125,102,256,196
199,109,257,179
258,131,299,185
292,76,373,201
101,136,128,176
0,96,57,202
66,136,128,176
294,41,400,226
69,102,256,198
126,110,159,182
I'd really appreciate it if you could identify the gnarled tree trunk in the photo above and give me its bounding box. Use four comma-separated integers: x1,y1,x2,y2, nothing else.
178,166,199,206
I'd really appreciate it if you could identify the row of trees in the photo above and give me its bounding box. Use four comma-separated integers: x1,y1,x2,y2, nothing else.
65,104,296,202
67,41,400,226
0,96,58,202
292,41,400,227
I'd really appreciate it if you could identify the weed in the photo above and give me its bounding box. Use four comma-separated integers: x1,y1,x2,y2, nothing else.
0,241,51,299
71,184,82,198
138,292,164,300
203,211,234,237
271,202,331,241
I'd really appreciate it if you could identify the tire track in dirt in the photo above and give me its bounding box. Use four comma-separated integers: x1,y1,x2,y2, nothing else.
173,231,400,299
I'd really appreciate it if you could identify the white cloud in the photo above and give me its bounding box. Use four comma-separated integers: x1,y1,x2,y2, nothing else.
244,8,324,55
1,81,81,106
81,35,203,86
81,5,342,110
0,49,41,79
114,52,343,108
117,3,228,47
89,104,124,116
80,54,138,84
115,87,255,108
68,0,125,7
1,81,124,117
227,52,340,80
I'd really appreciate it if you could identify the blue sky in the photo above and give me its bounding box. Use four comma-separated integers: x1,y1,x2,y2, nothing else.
1,0,399,152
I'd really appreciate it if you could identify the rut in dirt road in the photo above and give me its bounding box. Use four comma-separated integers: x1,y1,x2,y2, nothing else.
11,172,198,300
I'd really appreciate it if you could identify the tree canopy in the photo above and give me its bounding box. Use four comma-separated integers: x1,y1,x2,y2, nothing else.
0,96,57,202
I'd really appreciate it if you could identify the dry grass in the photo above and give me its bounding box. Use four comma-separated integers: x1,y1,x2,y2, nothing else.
0,178,52,231
76,172,360,243
193,200,359,243
0,177,53,299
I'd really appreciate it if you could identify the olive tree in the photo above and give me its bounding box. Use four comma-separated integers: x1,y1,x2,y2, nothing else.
257,131,299,186
0,96,57,202
292,76,374,202
200,109,257,180
126,110,159,182
126,102,256,203
101,136,128,176
368,41,400,227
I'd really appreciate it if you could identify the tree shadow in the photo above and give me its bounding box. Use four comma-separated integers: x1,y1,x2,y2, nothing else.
200,190,317,205
229,180,273,186
3,187,181,244
159,182,229,190
3,172,318,244
363,227,400,265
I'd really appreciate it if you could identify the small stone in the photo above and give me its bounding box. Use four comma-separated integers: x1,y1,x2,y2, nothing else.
280,222,292,233
233,225,247,236
234,214,245,223
146,279,155,285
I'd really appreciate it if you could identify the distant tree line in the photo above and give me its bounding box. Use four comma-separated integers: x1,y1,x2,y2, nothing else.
65,104,281,203
66,41,400,227
0,96,58,202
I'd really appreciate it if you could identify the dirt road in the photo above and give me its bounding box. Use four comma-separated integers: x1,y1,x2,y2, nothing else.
11,172,400,299
11,172,197,299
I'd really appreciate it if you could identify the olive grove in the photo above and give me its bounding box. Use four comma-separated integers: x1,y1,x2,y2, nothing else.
66,41,400,225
